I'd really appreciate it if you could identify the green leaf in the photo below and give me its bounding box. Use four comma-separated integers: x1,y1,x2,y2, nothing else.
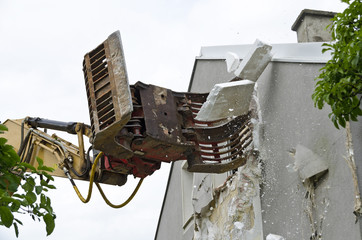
0,206,14,228
356,107,362,116
46,195,51,206
22,181,34,193
0,137,7,146
339,117,346,128
351,113,358,121
13,222,19,237
40,180,48,187
14,218,23,225
317,99,324,109
42,172,54,181
0,124,8,132
19,162,37,172
36,157,44,168
1,196,16,204
322,47,332,53
25,192,37,205
332,116,340,129
5,174,21,193
352,96,360,107
26,177,36,187
43,213,55,236
6,149,20,163
38,166,54,172
35,186,43,195
40,194,46,205
46,184,56,190
10,201,21,212
11,194,23,199
43,204,53,215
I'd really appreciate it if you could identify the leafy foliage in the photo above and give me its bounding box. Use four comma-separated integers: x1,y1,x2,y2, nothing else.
312,0,362,128
0,124,56,237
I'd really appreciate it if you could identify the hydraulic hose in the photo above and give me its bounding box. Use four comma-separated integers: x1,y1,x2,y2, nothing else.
95,178,144,208
66,151,142,207
65,151,103,203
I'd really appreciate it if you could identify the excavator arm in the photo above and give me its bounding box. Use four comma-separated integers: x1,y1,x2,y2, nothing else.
3,118,127,187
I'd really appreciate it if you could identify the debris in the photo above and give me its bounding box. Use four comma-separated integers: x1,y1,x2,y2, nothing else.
195,80,255,121
225,52,240,73
293,144,328,182
193,155,263,240
266,233,285,240
234,39,272,81
192,174,214,214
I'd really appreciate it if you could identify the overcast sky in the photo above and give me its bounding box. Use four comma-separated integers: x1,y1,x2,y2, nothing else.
0,0,347,239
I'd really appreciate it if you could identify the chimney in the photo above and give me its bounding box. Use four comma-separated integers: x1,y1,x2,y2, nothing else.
291,9,337,43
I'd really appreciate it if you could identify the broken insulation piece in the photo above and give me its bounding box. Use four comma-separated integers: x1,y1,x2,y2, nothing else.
225,52,240,73
195,80,255,122
234,39,272,81
266,233,285,240
292,144,328,182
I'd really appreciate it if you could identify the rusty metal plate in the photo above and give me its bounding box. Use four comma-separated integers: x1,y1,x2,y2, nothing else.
135,82,187,145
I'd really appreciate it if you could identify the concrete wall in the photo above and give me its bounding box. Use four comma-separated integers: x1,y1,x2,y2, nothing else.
350,117,362,236
257,61,361,239
189,59,235,93
188,58,361,239
155,161,185,240
156,46,362,240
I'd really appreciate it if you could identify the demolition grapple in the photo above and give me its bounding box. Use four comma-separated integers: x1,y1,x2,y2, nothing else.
82,31,253,179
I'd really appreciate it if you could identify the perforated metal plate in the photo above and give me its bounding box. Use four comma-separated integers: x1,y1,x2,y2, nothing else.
83,31,133,158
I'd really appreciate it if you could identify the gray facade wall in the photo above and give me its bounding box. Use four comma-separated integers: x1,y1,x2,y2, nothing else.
350,118,362,236
156,54,362,239
189,59,235,92
257,62,360,239
155,161,184,240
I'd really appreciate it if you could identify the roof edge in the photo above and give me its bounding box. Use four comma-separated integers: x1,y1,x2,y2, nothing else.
197,42,332,63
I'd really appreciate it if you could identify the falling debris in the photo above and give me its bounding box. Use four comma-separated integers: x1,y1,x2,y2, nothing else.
195,80,255,121
225,52,241,72
292,144,328,181
266,234,285,240
234,39,272,81
192,174,214,214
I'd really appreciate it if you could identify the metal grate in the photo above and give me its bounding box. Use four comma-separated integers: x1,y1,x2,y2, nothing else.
83,43,116,136
82,31,133,157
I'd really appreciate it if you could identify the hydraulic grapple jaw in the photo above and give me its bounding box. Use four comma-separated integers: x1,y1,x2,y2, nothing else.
83,31,253,179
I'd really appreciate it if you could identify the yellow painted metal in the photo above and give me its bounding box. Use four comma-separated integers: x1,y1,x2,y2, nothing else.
3,118,87,181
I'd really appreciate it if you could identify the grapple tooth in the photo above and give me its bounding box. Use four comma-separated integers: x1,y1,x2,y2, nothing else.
186,113,253,173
